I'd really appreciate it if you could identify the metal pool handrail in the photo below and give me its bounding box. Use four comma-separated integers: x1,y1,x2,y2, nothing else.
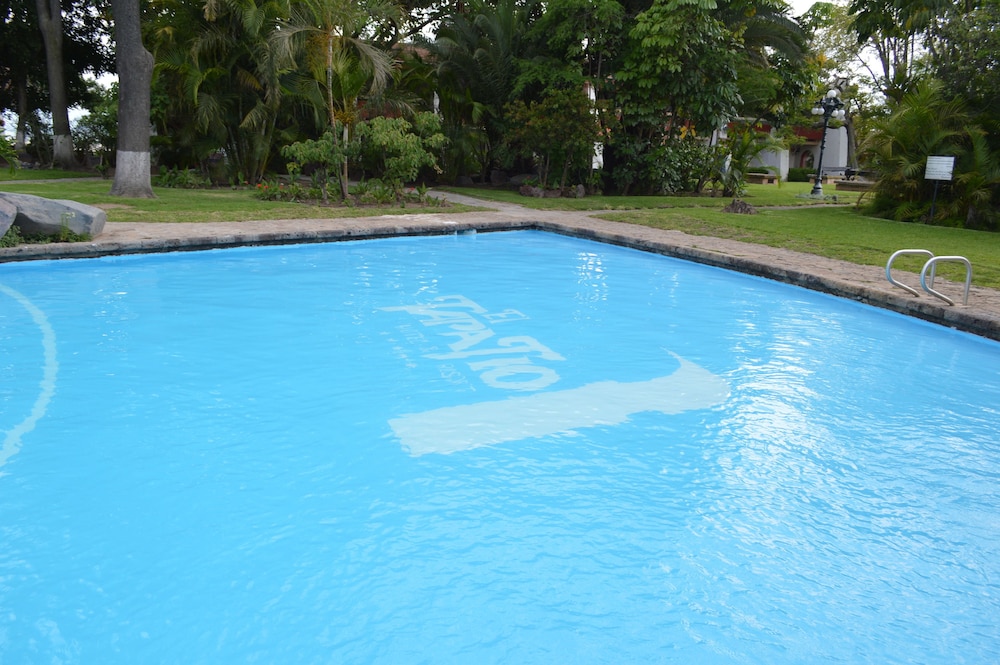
886,249,936,298
921,256,972,306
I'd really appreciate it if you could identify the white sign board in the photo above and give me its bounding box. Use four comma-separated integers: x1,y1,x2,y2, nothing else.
925,155,955,181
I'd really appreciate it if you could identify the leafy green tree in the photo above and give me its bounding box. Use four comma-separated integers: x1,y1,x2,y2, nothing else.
607,0,740,194
617,0,740,137
715,122,786,196
0,134,19,173
354,112,447,199
930,0,1000,145
848,0,944,103
0,0,48,155
524,0,623,86
724,0,811,124
429,0,539,180
948,132,1000,230
505,87,600,189
1,0,111,162
74,81,117,174
801,1,866,86
271,0,401,198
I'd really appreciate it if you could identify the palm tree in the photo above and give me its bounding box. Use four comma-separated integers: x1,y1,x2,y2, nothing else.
270,0,401,198
149,0,288,183
861,80,972,223
949,131,1000,229
429,0,539,181
719,0,809,124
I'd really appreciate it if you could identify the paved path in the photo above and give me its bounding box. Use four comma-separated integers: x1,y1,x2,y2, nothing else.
3,190,999,341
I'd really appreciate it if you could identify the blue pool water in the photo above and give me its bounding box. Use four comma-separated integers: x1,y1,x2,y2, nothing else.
2,230,999,663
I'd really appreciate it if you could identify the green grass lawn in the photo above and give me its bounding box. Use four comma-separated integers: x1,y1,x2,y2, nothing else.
600,205,1000,289
0,168,95,181
440,180,863,210
3,176,998,289
0,179,485,223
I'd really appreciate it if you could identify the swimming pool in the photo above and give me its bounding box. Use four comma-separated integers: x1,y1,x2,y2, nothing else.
2,230,999,663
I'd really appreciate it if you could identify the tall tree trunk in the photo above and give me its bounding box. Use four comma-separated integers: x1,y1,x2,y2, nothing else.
35,0,74,168
15,81,30,157
110,0,155,198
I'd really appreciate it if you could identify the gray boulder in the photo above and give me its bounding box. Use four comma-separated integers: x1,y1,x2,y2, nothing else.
0,198,15,238
0,192,106,238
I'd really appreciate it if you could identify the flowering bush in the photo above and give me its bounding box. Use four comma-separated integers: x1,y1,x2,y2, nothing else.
252,179,306,202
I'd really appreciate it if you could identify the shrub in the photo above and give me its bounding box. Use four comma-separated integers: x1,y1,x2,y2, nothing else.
1,224,24,248
504,88,601,190
787,167,812,182
281,132,344,203
354,113,448,201
154,167,212,189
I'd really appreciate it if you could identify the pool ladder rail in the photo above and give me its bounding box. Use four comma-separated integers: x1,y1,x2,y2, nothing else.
886,249,972,306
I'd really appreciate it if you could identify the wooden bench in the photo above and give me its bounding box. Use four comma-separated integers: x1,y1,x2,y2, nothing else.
835,180,874,192
745,173,778,185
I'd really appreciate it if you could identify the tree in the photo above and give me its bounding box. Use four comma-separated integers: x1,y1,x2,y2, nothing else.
35,0,75,167
608,0,741,193
714,121,785,196
1,0,47,156
505,87,600,189
1,0,111,161
271,0,401,199
150,0,290,183
354,112,447,199
860,80,976,224
0,134,19,173
722,0,811,124
930,0,1000,143
74,81,118,175
847,0,944,103
429,0,539,180
617,0,740,136
281,131,345,203
110,0,154,198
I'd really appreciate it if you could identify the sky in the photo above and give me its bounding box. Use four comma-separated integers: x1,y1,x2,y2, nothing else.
788,0,819,17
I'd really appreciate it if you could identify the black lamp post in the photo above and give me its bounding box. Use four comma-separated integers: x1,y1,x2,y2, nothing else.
809,88,846,196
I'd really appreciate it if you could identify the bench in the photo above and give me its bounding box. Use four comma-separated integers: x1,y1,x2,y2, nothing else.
835,180,873,192
745,173,778,185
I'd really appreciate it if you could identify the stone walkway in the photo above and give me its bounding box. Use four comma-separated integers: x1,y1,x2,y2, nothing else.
3,190,999,341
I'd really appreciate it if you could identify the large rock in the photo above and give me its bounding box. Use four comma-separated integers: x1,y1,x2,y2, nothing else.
0,198,15,238
0,192,106,238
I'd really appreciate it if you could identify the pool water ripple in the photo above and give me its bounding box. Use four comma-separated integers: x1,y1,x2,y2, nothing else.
1,231,999,663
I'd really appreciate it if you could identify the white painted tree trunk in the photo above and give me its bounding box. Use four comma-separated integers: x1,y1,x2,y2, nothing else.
109,0,155,199
111,150,152,199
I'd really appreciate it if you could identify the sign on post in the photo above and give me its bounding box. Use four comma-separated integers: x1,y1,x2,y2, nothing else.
924,155,955,223
925,155,955,181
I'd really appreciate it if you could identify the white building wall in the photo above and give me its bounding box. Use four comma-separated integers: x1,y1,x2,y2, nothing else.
787,126,849,174
751,149,789,180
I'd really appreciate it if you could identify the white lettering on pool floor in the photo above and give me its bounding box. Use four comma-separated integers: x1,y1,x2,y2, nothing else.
390,354,729,455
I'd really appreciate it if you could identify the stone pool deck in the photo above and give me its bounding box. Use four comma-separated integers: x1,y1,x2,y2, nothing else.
3,191,999,342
